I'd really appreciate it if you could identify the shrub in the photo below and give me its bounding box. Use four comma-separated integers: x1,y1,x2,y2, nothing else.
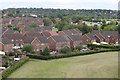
27,49,119,60
2,57,29,79
87,43,120,49
73,49,79,53
75,46,84,50
41,47,50,56
60,46,71,53
22,44,33,53
2,62,9,68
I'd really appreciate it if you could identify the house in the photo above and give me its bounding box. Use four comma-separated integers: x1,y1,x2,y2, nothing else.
101,31,118,44
48,35,70,51
41,31,51,38
82,30,106,44
23,36,49,52
2,33,23,48
41,31,58,38
20,27,52,34
67,35,83,49
82,33,96,44
59,28,82,36
23,32,43,39
91,30,105,43
0,38,13,52
2,29,19,35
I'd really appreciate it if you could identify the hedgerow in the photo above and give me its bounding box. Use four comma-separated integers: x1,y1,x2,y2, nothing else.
2,57,29,79
87,43,120,49
27,49,119,60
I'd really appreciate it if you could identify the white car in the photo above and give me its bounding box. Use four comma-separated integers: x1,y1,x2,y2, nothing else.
13,46,21,49
0,67,6,70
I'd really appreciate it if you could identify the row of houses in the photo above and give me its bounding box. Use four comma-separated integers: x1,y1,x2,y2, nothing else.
0,28,118,52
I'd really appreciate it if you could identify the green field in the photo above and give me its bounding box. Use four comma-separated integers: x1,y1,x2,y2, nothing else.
8,52,118,78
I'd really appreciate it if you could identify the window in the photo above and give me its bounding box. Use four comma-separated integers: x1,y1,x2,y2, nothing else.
41,43,44,45
36,49,39,51
36,44,39,46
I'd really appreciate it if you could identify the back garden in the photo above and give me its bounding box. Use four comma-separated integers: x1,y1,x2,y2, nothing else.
1,44,120,79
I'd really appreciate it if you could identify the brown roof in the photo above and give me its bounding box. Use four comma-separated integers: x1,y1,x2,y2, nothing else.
61,28,82,36
24,32,42,37
68,35,82,41
24,36,48,43
51,35,70,42
102,31,118,38
41,31,51,37
1,38,12,44
86,33,96,40
2,33,23,40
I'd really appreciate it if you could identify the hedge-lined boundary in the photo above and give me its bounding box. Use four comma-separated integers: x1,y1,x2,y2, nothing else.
27,49,119,60
87,43,120,49
2,57,29,79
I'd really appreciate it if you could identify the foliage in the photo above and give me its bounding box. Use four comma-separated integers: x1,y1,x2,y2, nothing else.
75,46,84,50
3,8,117,20
29,23,39,28
43,19,53,26
93,24,99,30
60,46,71,53
2,57,29,79
41,47,50,56
87,43,120,49
22,44,33,53
27,49,119,60
73,49,79,53
2,62,9,68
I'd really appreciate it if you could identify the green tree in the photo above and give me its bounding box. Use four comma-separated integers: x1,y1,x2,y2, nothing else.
41,47,50,56
29,23,39,28
75,46,84,50
43,19,53,26
93,24,99,30
22,44,33,53
61,46,71,53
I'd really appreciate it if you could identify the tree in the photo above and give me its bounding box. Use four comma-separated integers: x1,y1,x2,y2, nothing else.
75,46,84,50
29,23,39,28
43,19,53,26
93,24,99,30
41,47,50,56
22,44,33,53
61,46,71,53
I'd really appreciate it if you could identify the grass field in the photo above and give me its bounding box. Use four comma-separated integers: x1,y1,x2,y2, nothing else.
8,52,118,78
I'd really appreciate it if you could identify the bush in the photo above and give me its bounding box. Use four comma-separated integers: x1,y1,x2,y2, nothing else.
87,43,120,49
2,57,29,79
73,49,79,53
2,62,9,68
22,44,33,53
27,49,119,60
60,46,71,53
75,46,84,50
41,47,50,56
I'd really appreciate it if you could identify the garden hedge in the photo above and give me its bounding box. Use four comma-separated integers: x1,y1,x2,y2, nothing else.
2,57,29,79
27,49,119,60
87,43,120,49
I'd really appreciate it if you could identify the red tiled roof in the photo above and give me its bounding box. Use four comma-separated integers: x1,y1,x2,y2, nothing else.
49,32,58,36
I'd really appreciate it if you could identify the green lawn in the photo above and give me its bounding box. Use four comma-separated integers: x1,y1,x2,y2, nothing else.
8,52,118,78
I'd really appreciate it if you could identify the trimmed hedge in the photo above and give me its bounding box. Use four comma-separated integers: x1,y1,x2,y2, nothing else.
87,43,120,49
2,57,29,79
27,49,119,60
